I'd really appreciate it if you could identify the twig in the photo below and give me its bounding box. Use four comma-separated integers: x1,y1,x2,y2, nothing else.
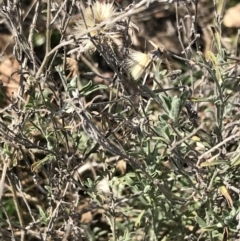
35,0,153,78
169,123,204,152
197,132,240,165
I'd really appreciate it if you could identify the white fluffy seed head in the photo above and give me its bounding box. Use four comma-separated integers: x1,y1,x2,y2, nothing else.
75,1,116,30
125,51,152,80
73,1,117,53
87,1,116,25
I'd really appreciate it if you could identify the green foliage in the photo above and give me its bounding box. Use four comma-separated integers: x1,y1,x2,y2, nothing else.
0,1,240,241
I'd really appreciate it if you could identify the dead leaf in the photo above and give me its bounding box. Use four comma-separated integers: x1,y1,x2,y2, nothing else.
65,57,79,77
219,186,233,207
81,211,93,224
0,34,15,55
0,56,20,105
223,4,240,27
116,159,126,175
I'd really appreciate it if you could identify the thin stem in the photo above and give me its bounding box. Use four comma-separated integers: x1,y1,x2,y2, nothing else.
46,0,51,55
7,174,26,241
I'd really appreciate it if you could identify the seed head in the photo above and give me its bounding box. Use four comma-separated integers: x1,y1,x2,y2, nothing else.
125,50,153,80
126,40,163,80
74,1,117,53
